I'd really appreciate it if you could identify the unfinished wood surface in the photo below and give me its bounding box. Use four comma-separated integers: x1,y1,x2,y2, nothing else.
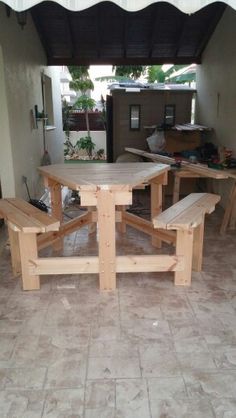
220,181,236,234
192,219,204,271
0,198,59,233
97,189,116,290
175,229,194,285
37,212,92,250
29,254,183,275
8,226,21,276
29,256,99,275
39,162,169,192
123,211,176,244
151,180,162,248
116,255,184,272
18,232,40,290
117,205,127,233
172,170,203,204
80,190,132,206
125,148,229,179
153,193,220,230
48,180,63,223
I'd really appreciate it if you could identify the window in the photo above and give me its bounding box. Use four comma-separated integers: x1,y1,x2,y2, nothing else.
164,104,175,127
42,74,54,127
130,105,140,130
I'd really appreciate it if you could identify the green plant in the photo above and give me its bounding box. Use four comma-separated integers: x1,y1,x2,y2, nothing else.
76,136,95,159
96,148,105,159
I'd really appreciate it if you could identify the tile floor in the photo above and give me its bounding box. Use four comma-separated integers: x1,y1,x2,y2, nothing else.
0,197,236,417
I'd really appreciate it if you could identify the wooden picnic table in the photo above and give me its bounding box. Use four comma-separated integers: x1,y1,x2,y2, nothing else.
125,147,236,233
38,162,170,290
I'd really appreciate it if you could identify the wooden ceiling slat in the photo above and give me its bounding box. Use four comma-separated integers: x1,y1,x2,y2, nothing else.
31,1,226,65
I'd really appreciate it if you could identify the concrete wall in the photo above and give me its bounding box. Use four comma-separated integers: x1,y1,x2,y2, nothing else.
112,89,194,160
0,4,64,199
196,6,236,206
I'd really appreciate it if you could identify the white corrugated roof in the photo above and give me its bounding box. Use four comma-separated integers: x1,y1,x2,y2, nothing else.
2,0,236,13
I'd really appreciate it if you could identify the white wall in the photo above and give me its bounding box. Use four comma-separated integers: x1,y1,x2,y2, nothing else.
0,5,64,199
196,6,236,206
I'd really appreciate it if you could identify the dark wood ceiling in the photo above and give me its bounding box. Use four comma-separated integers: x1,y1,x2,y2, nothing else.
30,1,226,65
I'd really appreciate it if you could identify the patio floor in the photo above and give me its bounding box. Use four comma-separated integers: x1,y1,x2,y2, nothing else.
0,196,236,417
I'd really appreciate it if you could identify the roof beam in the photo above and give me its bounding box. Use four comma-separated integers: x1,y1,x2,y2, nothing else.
48,56,201,66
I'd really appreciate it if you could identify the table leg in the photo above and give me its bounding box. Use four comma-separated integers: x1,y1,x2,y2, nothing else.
173,174,181,204
151,181,162,248
8,227,21,276
220,180,236,234
49,180,63,249
97,189,116,290
117,205,127,233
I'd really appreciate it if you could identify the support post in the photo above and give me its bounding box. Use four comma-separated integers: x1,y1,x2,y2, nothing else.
192,220,204,272
97,189,116,290
18,232,40,290
151,181,162,248
8,226,21,276
174,228,193,286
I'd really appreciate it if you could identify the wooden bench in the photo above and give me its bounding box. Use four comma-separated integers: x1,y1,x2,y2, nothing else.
0,198,60,290
153,193,220,286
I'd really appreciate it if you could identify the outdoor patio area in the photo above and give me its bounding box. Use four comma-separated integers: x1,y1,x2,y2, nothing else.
0,197,236,417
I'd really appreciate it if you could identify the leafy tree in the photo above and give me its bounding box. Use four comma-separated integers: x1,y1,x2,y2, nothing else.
147,65,166,83
68,66,95,139
113,65,145,80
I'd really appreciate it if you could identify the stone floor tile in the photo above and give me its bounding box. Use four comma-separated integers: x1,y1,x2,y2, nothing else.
212,348,236,369
139,346,181,378
116,378,151,418
0,389,45,418
45,348,88,389
87,356,141,379
84,407,115,418
89,339,139,358
0,334,17,361
42,388,84,417
85,379,115,408
148,376,188,400
0,367,47,390
176,352,217,370
91,325,121,341
183,370,236,398
174,336,210,353
211,398,236,417
40,325,90,349
121,318,171,342
150,398,215,418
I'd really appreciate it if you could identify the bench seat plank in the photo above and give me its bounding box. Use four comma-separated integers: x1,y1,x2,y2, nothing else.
0,198,60,233
153,193,220,230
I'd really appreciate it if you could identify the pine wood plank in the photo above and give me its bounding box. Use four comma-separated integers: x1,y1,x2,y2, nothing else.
6,198,59,231
18,232,40,290
0,198,59,232
192,220,204,271
39,162,170,191
29,255,183,275
153,193,220,230
8,226,21,276
97,189,116,290
125,147,229,179
174,229,194,285
150,180,162,248
29,256,99,275
122,211,176,244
